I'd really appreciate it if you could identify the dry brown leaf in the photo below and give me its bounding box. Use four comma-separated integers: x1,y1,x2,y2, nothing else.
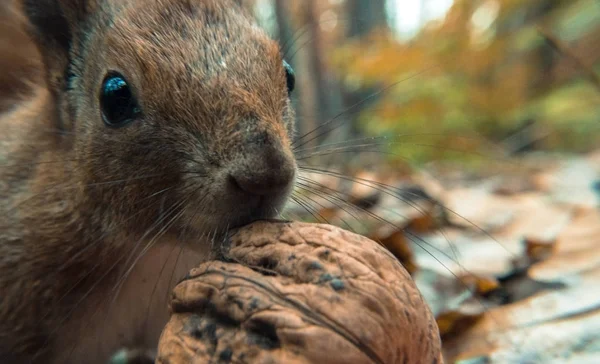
524,237,557,263
459,274,500,296
370,230,418,274
440,184,600,362
437,309,485,339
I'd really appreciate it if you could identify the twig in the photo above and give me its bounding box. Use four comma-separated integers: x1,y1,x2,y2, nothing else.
536,26,600,93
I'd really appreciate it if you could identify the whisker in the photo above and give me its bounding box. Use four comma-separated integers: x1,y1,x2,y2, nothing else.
0,159,85,168
294,182,367,232
296,175,458,262
66,206,187,362
296,141,520,173
59,186,175,272
164,237,186,301
299,172,463,267
281,16,366,60
26,185,175,342
294,132,504,155
297,149,396,161
109,199,189,304
289,195,326,224
299,166,516,259
286,38,315,63
157,188,214,309
140,233,181,336
3,172,166,218
296,173,461,262
292,66,439,151
295,177,500,330
37,198,186,361
87,174,166,187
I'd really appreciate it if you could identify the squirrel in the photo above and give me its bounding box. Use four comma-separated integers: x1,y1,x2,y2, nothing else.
0,0,297,363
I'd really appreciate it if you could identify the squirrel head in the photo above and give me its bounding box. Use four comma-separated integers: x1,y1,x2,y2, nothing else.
20,0,297,239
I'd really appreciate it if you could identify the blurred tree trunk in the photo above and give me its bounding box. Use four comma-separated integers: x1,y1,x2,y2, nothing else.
298,0,346,151
342,0,389,146
346,0,387,38
530,0,558,98
503,0,560,154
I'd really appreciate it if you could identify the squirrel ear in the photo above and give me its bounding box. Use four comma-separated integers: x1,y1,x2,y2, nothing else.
20,0,94,91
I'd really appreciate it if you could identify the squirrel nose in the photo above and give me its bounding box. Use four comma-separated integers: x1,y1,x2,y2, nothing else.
228,142,296,197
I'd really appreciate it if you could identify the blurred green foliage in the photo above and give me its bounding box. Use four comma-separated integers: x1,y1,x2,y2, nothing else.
332,0,600,166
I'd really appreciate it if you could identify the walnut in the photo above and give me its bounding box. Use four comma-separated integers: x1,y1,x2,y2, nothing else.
157,221,443,364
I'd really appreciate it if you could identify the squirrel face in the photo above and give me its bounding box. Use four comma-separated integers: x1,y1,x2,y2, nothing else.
24,0,297,237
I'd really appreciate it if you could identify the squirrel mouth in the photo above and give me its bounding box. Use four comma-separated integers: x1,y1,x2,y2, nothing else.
180,192,289,238
228,197,283,229
180,165,295,237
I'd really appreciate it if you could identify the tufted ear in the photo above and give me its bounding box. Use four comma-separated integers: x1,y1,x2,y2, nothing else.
19,0,95,92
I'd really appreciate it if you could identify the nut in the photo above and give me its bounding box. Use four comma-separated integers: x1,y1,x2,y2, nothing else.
157,221,443,364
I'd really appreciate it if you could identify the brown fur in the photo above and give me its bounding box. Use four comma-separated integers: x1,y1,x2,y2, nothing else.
0,0,42,112
0,0,297,363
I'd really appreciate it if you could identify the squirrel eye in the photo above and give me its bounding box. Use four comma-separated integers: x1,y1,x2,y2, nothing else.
100,72,140,127
283,60,295,94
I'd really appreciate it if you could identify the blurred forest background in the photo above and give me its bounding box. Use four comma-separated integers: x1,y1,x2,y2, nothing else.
247,0,600,169
1,1,599,362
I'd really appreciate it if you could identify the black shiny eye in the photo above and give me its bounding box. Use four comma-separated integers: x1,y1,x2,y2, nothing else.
283,60,295,94
100,72,140,127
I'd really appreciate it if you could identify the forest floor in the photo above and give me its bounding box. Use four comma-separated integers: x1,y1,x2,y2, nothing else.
290,149,600,363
